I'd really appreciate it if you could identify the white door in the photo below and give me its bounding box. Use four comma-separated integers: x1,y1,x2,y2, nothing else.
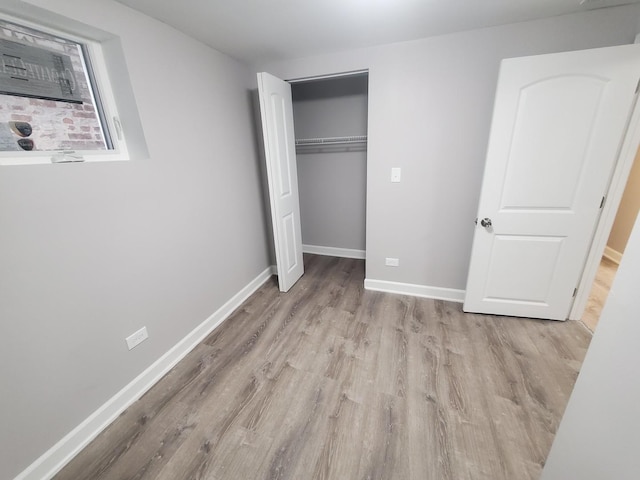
464,45,640,320
257,72,304,292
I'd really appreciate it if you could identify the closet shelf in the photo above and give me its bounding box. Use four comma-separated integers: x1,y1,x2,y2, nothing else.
295,135,367,146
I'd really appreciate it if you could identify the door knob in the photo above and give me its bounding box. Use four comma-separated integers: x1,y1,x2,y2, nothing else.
480,218,492,228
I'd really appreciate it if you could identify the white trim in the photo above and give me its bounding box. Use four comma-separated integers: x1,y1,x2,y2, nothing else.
364,278,465,303
15,267,275,480
287,69,368,83
603,246,623,264
570,83,640,320
303,244,366,259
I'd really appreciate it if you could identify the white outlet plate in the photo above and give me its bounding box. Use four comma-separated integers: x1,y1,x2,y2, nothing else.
126,326,148,350
391,167,401,183
385,257,400,267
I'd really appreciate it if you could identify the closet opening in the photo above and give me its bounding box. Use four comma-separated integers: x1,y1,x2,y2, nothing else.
289,72,369,265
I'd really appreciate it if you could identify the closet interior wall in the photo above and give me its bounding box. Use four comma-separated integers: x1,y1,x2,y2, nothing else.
291,74,368,255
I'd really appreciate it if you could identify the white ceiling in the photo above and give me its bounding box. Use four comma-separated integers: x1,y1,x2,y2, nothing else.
115,0,640,64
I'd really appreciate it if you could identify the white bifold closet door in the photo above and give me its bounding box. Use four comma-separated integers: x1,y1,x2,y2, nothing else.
464,44,640,320
257,72,304,292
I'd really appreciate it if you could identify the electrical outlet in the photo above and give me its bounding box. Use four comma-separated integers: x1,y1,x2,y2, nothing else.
385,257,400,267
126,326,148,350
391,167,401,183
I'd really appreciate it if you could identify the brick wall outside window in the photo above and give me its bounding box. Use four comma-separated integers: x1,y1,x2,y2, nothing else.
0,20,107,152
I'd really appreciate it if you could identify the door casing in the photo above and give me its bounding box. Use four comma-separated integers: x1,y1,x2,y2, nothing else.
258,69,370,291
570,84,640,320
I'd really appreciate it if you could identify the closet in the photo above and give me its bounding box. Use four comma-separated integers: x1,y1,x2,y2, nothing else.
290,73,369,259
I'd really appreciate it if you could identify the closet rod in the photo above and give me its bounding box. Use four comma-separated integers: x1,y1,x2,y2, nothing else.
295,135,367,146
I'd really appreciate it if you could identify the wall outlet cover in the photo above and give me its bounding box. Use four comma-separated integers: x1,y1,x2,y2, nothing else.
126,326,148,350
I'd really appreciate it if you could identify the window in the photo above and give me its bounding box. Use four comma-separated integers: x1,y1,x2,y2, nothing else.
0,17,127,165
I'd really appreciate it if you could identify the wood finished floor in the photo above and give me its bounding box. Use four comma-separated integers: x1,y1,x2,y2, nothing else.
55,254,592,480
582,256,619,333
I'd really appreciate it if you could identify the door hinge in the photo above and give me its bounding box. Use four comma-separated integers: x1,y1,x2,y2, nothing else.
572,287,577,298
636,77,640,94
600,196,606,209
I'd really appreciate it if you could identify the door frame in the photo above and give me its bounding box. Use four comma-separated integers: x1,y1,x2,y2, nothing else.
287,69,369,84
569,90,640,320
284,68,370,260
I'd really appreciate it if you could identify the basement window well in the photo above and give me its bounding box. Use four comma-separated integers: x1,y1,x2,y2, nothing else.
0,17,128,165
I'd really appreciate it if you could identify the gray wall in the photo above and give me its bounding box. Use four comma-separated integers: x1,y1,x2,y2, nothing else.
256,4,640,290
0,0,270,478
541,206,640,480
292,76,368,251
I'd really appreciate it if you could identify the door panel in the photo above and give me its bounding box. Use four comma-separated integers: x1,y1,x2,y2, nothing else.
484,235,564,303
502,76,606,209
270,95,293,196
257,72,304,292
464,45,640,320
283,212,298,271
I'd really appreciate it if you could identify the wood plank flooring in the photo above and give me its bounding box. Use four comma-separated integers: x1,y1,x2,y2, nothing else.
54,254,592,480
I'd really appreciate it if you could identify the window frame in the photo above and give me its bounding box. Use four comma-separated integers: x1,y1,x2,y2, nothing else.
0,14,129,166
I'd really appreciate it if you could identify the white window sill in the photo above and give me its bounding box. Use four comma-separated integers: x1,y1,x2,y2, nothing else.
0,151,130,166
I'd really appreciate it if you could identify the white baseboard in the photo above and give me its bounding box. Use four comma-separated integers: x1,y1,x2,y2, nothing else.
15,267,275,480
364,278,465,303
603,246,622,265
303,244,366,259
